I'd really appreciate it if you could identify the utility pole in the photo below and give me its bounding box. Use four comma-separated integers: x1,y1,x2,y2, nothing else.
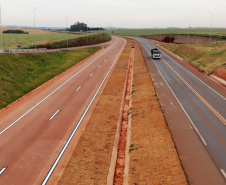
66,15,69,48
208,11,213,43
33,7,38,50
187,17,190,44
0,4,2,52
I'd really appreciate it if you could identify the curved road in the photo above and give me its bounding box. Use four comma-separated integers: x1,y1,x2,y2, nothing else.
133,37,226,184
0,36,126,184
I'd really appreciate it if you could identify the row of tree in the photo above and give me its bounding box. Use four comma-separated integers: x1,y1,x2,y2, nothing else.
69,21,104,32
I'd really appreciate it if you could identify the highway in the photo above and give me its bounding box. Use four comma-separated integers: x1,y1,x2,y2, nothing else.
0,36,126,184
133,37,226,184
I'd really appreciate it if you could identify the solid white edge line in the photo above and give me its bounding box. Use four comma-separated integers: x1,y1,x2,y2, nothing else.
90,73,93,77
0,167,7,175
41,38,126,185
221,169,226,179
49,110,60,121
141,40,207,146
76,86,81,92
0,40,118,135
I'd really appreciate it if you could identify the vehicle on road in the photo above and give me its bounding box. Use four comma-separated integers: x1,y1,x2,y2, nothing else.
151,48,161,59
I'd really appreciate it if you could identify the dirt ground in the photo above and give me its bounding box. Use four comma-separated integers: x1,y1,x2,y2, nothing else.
128,40,187,184
57,39,187,184
57,40,130,184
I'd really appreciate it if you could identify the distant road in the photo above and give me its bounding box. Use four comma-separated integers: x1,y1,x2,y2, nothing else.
0,36,126,184
132,37,226,185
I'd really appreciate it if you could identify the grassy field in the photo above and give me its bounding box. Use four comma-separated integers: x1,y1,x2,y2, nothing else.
160,42,226,74
0,47,100,110
98,28,226,38
28,34,111,49
1,33,87,49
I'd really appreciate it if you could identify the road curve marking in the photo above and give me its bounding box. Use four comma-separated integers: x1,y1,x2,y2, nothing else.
49,110,60,121
41,38,127,185
0,40,119,135
162,58,226,125
0,167,7,175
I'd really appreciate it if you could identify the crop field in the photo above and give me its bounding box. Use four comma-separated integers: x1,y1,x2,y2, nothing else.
99,28,226,37
0,32,87,49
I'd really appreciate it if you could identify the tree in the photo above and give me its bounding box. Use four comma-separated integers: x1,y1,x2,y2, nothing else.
69,21,87,32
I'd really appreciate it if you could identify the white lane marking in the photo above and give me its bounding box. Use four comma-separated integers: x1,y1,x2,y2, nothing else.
49,110,60,121
141,40,207,146
0,167,7,175
0,40,119,135
221,169,226,179
41,38,127,185
98,65,101,68
90,73,93,77
76,86,81,92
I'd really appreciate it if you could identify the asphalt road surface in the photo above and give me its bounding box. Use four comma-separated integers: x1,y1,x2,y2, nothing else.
133,37,226,185
0,36,126,185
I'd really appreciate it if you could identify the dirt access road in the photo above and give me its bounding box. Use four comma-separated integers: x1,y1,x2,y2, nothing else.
57,38,187,184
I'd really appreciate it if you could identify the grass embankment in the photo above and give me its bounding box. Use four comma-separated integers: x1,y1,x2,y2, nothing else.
28,34,111,49
160,43,226,74
1,33,87,49
0,47,100,110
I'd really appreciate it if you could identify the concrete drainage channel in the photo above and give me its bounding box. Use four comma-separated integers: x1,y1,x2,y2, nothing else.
107,47,134,185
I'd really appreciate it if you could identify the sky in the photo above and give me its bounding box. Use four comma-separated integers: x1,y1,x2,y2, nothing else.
0,0,226,29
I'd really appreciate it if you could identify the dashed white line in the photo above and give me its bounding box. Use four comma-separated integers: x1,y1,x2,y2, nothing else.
0,167,7,175
90,73,93,77
49,110,60,121
76,86,81,92
221,169,226,179
0,40,119,135
98,65,101,68
41,38,127,185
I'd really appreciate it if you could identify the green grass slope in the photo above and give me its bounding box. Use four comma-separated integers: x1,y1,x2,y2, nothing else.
160,43,226,74
0,47,100,109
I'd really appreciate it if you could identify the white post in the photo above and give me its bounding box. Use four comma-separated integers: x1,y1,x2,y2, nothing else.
0,4,2,52
33,7,38,50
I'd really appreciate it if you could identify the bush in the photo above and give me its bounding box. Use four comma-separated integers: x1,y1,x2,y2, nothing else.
3,30,29,34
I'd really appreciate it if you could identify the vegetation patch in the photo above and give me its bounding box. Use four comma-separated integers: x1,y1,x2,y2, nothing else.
160,43,226,74
27,34,111,49
0,47,100,109
3,30,29,34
